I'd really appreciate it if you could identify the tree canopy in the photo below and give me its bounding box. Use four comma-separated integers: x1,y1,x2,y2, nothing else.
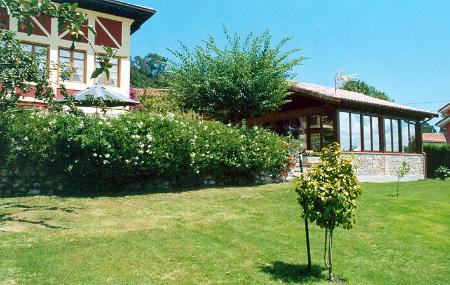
342,80,392,101
422,122,437,133
167,28,305,123
130,53,168,88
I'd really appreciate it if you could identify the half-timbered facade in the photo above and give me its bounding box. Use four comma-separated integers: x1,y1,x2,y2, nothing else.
0,0,155,105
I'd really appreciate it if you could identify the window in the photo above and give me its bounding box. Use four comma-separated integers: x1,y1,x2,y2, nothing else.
95,56,120,87
372,118,380,151
351,113,362,151
309,115,321,151
384,118,401,152
339,112,351,151
401,120,417,153
59,48,86,83
363,116,371,151
298,116,307,151
322,115,334,147
340,111,380,152
21,42,49,69
392,119,400,152
384,118,392,152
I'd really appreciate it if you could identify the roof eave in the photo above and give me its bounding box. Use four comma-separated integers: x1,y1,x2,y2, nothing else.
438,103,450,114
436,116,450,128
53,0,156,34
339,98,438,120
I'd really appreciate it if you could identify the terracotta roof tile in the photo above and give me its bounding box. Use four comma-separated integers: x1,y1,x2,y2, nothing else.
290,82,437,118
422,133,447,143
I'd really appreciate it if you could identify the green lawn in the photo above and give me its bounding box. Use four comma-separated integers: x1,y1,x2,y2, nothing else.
0,180,449,284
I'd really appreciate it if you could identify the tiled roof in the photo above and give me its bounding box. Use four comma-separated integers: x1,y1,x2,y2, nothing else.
290,82,437,118
422,133,447,143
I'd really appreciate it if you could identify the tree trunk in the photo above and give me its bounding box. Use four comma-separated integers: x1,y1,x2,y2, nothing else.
324,228,334,281
305,217,311,272
397,179,400,197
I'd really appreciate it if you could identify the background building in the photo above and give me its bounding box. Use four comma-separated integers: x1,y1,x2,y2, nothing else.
436,103,450,144
0,0,155,105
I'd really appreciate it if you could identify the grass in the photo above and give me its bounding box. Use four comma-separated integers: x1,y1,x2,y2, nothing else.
0,179,449,284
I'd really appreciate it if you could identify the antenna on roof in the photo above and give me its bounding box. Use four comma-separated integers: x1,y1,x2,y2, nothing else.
335,70,357,95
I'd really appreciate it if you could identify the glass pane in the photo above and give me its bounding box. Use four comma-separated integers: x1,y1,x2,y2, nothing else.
384,118,392,152
73,51,85,60
72,74,83,82
401,120,410,152
35,46,48,55
310,133,321,152
392,120,399,152
372,117,380,151
363,116,371,151
73,59,84,68
339,112,350,151
59,49,70,58
409,123,416,152
21,43,32,53
298,116,307,152
322,115,334,147
97,77,106,85
309,115,321,151
351,113,361,151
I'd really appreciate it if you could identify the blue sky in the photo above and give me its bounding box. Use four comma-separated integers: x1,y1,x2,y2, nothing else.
128,0,450,124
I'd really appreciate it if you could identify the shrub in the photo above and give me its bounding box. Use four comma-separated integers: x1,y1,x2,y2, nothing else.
0,109,289,195
423,144,450,178
434,166,450,180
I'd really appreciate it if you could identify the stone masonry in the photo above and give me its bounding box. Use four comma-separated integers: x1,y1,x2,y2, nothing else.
287,153,426,183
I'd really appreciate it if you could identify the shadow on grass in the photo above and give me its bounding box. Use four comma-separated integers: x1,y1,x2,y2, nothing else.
260,261,326,283
0,181,279,199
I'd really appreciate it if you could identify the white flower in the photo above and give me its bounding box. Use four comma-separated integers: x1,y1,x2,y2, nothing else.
167,113,175,120
93,153,98,157
146,133,153,141
103,160,109,164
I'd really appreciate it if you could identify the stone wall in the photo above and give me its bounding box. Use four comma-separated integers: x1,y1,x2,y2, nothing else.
345,153,426,182
287,153,426,183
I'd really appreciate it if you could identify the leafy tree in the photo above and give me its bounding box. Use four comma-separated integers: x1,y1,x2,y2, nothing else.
130,53,168,88
295,143,362,281
421,122,436,133
0,0,118,109
167,28,305,123
395,161,410,197
342,80,391,101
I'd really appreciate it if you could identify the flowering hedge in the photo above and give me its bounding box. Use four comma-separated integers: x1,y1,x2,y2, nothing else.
0,109,289,194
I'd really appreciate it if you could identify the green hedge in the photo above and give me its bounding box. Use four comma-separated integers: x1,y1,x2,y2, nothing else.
424,143,450,178
0,109,289,195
